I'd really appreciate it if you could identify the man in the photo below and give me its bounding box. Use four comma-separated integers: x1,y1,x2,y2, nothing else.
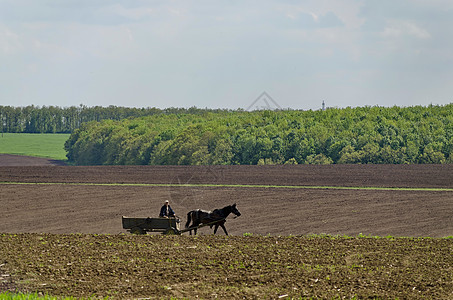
159,200,175,218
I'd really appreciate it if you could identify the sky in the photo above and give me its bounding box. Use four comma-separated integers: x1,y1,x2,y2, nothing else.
1,0,453,110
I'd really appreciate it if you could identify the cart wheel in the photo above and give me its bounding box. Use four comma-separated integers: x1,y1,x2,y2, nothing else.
164,227,179,235
130,227,146,235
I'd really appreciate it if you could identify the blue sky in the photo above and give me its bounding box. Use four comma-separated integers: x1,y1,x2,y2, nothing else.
1,0,452,110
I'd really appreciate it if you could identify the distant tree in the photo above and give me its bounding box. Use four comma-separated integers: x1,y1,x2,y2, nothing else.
304,154,333,165
284,158,298,165
338,145,362,164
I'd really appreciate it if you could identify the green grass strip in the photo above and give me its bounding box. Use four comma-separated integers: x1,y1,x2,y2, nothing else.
1,181,453,192
0,292,110,300
0,292,84,300
0,133,70,160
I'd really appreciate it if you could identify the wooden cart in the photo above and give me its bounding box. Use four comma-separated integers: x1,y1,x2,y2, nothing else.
122,216,226,235
122,217,181,235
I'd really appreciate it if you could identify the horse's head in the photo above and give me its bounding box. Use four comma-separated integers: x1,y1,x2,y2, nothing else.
231,203,241,217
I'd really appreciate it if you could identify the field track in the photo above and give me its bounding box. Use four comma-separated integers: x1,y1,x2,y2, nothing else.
1,154,452,237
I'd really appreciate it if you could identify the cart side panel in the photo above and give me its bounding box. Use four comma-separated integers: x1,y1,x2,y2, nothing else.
122,216,180,231
122,217,150,229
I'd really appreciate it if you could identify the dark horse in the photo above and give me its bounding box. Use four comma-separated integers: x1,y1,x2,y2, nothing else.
185,204,241,235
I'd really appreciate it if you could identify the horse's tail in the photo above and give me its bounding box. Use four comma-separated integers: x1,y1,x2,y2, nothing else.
185,211,193,228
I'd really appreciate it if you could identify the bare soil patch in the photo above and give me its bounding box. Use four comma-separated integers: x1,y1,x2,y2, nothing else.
1,162,453,298
1,164,453,187
0,234,451,299
0,154,66,166
1,184,452,238
1,164,452,237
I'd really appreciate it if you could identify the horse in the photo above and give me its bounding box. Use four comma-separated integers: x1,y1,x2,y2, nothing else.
185,203,241,235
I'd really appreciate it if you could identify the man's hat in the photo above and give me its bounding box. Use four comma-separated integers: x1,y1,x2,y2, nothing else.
165,200,169,203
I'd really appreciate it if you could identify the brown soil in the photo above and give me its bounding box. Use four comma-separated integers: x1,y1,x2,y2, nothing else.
0,163,452,237
1,234,452,299
1,156,452,299
0,154,67,166
1,163,453,188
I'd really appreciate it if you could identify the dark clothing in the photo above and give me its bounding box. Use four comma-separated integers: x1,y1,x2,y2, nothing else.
159,204,175,217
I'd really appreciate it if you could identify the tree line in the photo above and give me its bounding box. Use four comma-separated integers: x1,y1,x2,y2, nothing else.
64,104,453,165
0,105,229,134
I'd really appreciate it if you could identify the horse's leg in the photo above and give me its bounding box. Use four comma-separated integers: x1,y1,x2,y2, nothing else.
192,221,200,235
220,224,228,235
213,224,219,234
186,211,193,235
185,211,192,228
188,210,201,236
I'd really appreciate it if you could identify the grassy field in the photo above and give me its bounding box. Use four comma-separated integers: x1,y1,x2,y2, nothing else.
0,133,69,161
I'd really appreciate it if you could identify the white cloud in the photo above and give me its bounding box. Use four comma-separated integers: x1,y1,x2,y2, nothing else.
381,20,430,39
1,1,453,109
0,26,21,54
309,12,319,22
103,4,155,21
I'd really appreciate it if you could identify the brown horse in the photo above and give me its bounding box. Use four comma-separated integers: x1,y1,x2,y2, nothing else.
185,204,241,235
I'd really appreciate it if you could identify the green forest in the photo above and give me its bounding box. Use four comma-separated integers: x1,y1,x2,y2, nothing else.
64,104,453,165
0,105,225,134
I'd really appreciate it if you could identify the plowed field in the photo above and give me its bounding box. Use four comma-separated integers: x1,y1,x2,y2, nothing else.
1,162,452,237
1,234,452,299
0,155,452,298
